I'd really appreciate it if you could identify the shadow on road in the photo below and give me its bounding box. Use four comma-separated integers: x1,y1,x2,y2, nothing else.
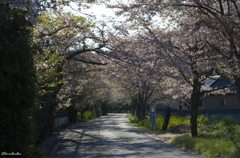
52,115,115,158
101,113,202,158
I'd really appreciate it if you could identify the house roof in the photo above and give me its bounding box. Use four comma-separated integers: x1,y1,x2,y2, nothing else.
204,75,236,91
204,75,220,86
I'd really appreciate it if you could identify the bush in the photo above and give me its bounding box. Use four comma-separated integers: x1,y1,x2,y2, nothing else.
82,111,94,121
219,116,235,125
142,116,150,129
197,114,209,126
137,121,143,127
129,115,149,130
129,115,139,124
168,116,190,128
236,117,240,125
154,115,164,131
209,115,219,125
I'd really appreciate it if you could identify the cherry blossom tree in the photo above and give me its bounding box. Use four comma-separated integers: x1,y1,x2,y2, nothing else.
166,31,221,137
170,0,240,101
33,10,112,140
101,30,185,121
106,0,236,137
22,0,119,142
155,0,240,137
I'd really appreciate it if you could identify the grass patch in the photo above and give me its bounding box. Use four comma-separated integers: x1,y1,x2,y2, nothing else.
129,114,240,157
128,114,240,157
170,117,240,158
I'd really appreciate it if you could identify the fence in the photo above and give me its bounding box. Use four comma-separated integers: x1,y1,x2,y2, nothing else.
156,108,240,120
55,117,69,127
54,110,69,127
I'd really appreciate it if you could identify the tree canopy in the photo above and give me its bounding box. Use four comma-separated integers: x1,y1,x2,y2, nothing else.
1,2,240,156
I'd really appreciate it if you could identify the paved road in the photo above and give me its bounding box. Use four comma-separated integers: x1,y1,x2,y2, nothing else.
53,113,202,158
101,114,201,158
52,115,115,158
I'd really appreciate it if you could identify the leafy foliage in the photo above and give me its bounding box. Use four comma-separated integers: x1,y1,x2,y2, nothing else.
0,3,42,157
142,116,150,129
197,114,209,126
219,116,236,125
154,115,164,131
154,115,190,131
169,116,191,128
82,111,95,122
129,115,149,130
129,115,140,124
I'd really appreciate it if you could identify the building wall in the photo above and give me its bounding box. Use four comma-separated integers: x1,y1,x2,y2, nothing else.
170,101,191,110
199,97,206,110
204,95,239,109
169,94,239,111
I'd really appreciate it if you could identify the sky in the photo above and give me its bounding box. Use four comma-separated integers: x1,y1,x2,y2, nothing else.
65,1,126,21
64,1,172,35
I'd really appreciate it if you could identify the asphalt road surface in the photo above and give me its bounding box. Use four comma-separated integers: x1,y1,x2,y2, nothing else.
52,115,115,158
52,113,202,158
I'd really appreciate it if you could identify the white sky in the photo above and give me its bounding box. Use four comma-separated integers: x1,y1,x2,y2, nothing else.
81,4,117,17
64,1,171,34
65,1,127,22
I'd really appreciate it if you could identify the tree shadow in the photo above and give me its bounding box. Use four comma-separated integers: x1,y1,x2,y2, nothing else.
52,115,115,158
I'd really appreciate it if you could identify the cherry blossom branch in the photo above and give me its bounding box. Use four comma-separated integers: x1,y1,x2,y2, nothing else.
71,58,107,65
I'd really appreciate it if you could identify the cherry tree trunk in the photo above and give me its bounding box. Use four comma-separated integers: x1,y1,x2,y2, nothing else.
131,97,136,116
136,93,142,119
132,105,135,116
162,107,171,130
191,71,200,137
141,103,146,121
137,106,141,120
